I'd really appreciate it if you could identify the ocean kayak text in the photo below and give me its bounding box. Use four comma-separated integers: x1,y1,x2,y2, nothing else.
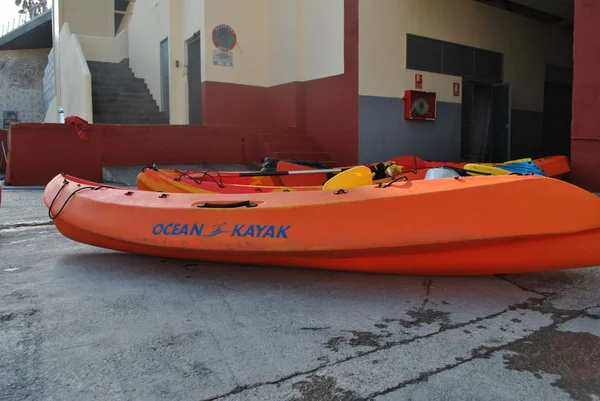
152,223,291,238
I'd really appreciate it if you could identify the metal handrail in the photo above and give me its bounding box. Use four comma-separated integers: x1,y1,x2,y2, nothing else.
0,8,52,38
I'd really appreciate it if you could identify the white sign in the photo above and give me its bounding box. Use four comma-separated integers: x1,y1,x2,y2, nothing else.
213,50,233,67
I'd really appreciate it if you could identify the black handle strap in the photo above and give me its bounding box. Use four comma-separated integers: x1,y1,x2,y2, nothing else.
196,200,257,209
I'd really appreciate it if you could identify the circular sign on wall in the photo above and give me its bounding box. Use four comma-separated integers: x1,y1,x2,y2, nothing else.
212,24,237,52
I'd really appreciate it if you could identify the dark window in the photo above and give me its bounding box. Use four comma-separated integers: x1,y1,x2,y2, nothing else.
406,34,503,83
406,35,443,73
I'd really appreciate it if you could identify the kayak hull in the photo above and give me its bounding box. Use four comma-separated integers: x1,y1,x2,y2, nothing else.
44,173,600,275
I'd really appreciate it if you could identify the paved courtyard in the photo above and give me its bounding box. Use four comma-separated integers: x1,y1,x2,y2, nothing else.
1,187,599,400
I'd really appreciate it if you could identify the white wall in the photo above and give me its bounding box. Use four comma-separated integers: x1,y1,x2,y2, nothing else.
301,0,344,82
78,29,129,63
57,23,93,122
128,0,170,109
268,0,299,87
60,0,114,38
359,0,574,111
203,0,269,86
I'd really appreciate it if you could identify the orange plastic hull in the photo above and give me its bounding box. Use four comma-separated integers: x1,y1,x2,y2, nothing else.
45,173,600,275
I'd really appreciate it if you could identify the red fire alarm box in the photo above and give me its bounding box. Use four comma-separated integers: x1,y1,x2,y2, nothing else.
415,74,423,89
403,90,436,121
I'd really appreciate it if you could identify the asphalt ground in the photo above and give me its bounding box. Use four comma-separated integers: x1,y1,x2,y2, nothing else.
1,188,599,401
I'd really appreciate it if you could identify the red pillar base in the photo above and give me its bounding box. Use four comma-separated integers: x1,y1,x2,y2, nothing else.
571,0,600,191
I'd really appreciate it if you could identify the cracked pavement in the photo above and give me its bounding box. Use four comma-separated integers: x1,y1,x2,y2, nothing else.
1,189,599,401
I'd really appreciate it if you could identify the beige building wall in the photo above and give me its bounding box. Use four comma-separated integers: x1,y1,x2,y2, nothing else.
203,0,269,87
125,0,347,123
359,0,574,112
301,0,344,82
60,0,115,38
128,0,170,110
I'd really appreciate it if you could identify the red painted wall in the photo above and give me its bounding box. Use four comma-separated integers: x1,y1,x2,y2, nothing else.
0,129,7,173
5,123,294,186
571,0,600,192
301,0,359,167
197,0,360,166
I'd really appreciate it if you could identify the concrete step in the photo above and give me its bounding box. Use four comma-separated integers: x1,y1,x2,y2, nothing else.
92,101,160,111
268,151,331,161
92,91,154,100
91,82,150,92
93,117,170,125
257,133,315,142
262,141,324,153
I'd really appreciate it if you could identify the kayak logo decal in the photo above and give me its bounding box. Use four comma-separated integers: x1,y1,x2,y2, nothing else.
152,223,290,239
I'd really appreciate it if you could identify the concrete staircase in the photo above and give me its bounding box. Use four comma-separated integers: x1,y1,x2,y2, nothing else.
88,60,169,125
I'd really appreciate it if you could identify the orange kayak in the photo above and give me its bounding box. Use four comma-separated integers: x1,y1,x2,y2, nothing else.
272,155,571,186
137,156,570,195
44,172,600,275
136,165,414,194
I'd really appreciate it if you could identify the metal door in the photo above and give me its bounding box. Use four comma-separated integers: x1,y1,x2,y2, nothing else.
489,83,512,163
160,38,170,115
187,33,202,125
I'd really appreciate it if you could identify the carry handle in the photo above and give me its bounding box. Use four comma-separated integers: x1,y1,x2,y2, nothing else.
196,200,258,209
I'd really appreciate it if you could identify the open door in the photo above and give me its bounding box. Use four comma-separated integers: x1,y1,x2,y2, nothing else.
460,81,475,162
488,83,512,163
187,33,202,125
159,38,170,116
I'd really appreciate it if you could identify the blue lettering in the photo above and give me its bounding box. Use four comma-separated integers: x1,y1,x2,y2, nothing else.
232,224,245,237
255,225,268,237
243,225,255,237
263,225,275,238
152,224,164,235
153,222,290,238
191,224,204,236
276,225,290,239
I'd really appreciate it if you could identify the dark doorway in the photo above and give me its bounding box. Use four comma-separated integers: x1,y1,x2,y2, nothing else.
187,32,202,125
159,38,170,116
542,81,572,158
461,80,511,163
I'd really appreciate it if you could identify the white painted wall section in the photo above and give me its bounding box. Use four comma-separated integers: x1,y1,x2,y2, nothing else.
301,0,344,82
268,0,300,87
78,29,130,63
60,0,114,38
203,0,269,87
128,0,170,109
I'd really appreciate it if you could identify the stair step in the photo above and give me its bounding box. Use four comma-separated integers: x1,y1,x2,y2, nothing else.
257,133,314,143
92,82,149,91
93,118,170,125
93,101,158,108
92,93,154,101
94,111,167,118
268,151,331,161
263,141,324,153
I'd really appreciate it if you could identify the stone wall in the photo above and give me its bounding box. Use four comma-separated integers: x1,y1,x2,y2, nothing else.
0,49,51,126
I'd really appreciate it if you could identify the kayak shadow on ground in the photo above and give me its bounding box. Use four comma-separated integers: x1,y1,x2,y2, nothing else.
53,249,589,305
